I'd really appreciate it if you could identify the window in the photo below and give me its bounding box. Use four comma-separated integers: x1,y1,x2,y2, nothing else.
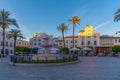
39,43,41,45
34,39,36,41
6,41,8,46
88,41,90,45
88,36,90,38
71,41,72,43
39,39,41,41
5,49,9,55
60,43,62,45
75,41,77,43
94,36,96,38
81,41,84,45
119,39,120,43
66,41,68,43
1,49,3,54
10,43,12,47
34,43,36,46
94,41,97,45
10,49,13,54
115,39,117,43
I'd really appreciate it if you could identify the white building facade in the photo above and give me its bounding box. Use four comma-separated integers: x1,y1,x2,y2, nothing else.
30,33,54,48
58,25,100,48
0,30,30,56
114,37,120,45
0,30,14,55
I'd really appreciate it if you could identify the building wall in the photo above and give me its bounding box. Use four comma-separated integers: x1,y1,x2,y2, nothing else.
30,33,54,48
78,32,100,47
16,40,29,48
0,30,30,55
62,25,100,48
0,30,14,55
114,37,120,45
100,36,114,47
64,36,78,48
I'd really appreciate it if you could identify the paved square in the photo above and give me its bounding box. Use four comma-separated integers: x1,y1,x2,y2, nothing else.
0,57,120,80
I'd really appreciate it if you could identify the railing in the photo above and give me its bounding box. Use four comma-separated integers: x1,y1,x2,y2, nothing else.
10,55,78,64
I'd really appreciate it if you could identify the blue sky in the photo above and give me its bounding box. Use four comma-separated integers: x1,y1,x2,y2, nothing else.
0,0,120,40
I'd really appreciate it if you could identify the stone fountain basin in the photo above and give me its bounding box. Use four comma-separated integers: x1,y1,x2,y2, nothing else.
32,54,61,60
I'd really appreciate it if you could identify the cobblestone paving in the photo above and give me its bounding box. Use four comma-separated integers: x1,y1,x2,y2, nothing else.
0,57,120,80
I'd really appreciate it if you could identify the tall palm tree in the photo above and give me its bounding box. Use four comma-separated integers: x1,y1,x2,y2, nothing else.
68,16,80,48
114,8,120,22
8,29,24,54
114,8,120,35
57,23,68,48
0,9,19,56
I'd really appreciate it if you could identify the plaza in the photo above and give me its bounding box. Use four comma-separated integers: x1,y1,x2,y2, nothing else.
0,57,120,80
0,0,120,80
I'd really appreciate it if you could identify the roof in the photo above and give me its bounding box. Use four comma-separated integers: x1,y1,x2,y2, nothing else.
79,30,85,32
100,36,114,39
64,36,78,38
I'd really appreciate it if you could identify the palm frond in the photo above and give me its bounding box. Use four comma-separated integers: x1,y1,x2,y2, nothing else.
68,16,80,26
57,23,68,32
8,29,24,40
114,8,120,15
114,14,120,22
0,9,19,29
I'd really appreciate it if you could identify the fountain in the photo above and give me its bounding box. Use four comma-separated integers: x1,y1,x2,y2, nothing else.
32,35,60,60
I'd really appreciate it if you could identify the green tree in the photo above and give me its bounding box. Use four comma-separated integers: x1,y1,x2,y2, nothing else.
59,47,69,54
0,9,19,56
68,16,80,48
15,46,24,52
76,46,81,50
112,45,120,53
87,46,93,49
114,8,120,22
57,23,68,48
8,29,24,54
16,46,29,52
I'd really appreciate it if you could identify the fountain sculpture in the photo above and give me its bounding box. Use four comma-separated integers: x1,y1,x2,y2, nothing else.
32,34,60,60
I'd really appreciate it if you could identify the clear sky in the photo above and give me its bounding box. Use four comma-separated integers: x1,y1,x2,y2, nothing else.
0,0,120,40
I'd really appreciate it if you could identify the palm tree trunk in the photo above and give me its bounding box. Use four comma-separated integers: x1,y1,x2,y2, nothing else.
73,25,75,48
3,28,5,57
62,31,65,48
14,39,16,54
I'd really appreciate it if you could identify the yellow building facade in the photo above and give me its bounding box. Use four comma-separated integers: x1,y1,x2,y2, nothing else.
78,25,93,36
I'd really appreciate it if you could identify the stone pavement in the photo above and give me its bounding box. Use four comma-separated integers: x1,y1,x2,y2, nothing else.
0,57,120,80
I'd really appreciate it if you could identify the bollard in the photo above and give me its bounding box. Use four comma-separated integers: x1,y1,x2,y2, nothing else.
37,57,39,64
56,57,58,63
13,56,16,66
45,57,47,63
63,56,65,62
69,56,71,61
28,56,31,63
21,57,24,63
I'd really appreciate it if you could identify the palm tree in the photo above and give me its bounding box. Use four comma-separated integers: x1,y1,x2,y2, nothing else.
0,9,19,56
8,29,24,54
57,23,68,48
114,8,120,22
68,16,80,48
